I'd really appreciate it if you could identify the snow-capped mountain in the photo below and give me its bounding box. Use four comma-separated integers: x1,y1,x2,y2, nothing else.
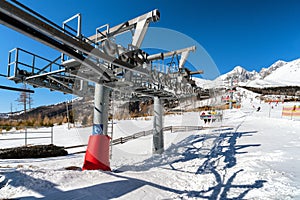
245,58,300,88
259,60,287,78
217,66,260,83
263,58,300,85
194,58,300,89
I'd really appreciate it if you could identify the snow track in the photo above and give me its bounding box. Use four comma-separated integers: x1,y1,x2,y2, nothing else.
1,108,300,199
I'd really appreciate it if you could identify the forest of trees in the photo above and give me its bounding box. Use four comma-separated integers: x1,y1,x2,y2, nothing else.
0,114,71,132
0,85,76,131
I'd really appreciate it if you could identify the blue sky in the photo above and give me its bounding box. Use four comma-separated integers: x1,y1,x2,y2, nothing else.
1,0,300,112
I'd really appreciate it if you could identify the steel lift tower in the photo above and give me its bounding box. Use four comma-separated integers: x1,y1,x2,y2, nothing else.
0,1,204,170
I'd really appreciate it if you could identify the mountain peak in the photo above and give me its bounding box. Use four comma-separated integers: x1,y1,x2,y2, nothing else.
225,65,246,74
270,60,287,68
232,66,245,73
259,60,287,78
216,65,259,83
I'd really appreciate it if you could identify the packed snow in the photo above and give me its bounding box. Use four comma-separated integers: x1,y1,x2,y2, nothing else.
1,97,300,199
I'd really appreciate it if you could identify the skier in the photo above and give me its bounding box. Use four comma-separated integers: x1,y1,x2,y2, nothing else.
200,112,207,124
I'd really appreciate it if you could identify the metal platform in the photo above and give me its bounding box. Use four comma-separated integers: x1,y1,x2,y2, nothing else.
7,48,93,96
0,1,204,99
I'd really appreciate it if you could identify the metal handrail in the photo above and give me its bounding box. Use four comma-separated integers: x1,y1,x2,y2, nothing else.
0,126,54,146
66,125,203,152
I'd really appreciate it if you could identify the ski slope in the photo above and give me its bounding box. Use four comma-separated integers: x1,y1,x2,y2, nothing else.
1,101,300,199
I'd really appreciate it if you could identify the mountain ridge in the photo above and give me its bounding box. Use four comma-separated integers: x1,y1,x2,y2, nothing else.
194,58,300,88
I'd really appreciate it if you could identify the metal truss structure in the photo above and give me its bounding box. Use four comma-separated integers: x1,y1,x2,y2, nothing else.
1,1,203,99
0,1,206,156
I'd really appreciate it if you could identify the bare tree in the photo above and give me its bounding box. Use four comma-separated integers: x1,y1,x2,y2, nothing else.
28,92,33,110
16,84,33,113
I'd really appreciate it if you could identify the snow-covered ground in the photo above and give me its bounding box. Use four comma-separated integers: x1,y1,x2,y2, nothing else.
1,100,300,199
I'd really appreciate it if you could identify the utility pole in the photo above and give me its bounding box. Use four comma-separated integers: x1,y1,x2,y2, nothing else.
66,101,70,129
229,77,234,109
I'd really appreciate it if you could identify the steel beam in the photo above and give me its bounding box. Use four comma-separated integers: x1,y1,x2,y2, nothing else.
189,70,204,75
148,46,196,61
0,1,144,80
0,85,34,93
25,69,65,80
88,9,160,42
25,79,73,94
0,9,112,82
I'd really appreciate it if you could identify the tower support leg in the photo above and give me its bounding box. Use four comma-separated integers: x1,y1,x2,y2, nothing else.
153,97,164,154
83,84,111,171
93,84,110,135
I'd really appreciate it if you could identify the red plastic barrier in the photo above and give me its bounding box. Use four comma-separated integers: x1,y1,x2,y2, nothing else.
82,135,111,171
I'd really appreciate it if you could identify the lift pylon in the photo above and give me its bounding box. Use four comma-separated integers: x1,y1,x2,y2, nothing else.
0,1,206,170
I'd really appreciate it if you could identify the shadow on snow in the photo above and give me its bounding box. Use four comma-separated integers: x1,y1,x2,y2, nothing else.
0,169,185,199
0,128,267,199
117,128,267,199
